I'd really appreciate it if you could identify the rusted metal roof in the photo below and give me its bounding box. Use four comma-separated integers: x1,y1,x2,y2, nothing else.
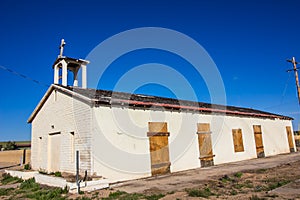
63,85,292,120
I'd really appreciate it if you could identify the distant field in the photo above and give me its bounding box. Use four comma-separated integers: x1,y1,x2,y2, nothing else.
0,141,31,146
0,149,31,164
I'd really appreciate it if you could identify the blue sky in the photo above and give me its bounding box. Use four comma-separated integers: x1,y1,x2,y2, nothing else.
1,0,300,141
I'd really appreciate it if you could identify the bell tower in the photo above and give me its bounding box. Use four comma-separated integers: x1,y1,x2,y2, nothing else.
52,39,90,88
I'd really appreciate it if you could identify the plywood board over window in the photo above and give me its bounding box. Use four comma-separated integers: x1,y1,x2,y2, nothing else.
147,122,171,176
253,125,265,158
286,126,295,152
232,129,244,152
197,123,215,167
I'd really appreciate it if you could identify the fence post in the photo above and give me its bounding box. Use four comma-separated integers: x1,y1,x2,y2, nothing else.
23,149,26,164
76,150,80,194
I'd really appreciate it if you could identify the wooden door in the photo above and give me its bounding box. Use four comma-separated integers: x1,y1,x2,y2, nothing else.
197,123,214,167
147,122,170,176
253,125,265,158
48,132,61,172
286,126,295,152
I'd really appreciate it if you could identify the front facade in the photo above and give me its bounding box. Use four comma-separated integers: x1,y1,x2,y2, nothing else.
28,56,296,183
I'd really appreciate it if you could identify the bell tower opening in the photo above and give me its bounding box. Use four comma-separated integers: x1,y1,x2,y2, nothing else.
52,39,90,88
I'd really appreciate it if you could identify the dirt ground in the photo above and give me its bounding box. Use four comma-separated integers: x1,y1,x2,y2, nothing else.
1,152,300,199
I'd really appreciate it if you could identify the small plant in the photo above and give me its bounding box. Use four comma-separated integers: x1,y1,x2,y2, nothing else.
220,175,232,183
233,183,243,189
38,169,48,175
79,190,85,195
120,193,144,200
1,173,23,185
254,185,267,192
268,180,290,190
24,163,31,170
0,188,14,196
145,193,165,200
234,172,243,178
62,185,69,194
230,189,238,195
104,190,127,199
20,178,39,190
244,180,254,188
24,187,68,200
54,171,62,177
187,187,213,198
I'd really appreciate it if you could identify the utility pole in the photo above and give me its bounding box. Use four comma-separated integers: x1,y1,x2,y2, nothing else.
287,57,300,104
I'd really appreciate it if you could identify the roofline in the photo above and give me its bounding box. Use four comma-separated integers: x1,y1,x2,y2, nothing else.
28,85,293,123
27,84,92,123
110,98,292,120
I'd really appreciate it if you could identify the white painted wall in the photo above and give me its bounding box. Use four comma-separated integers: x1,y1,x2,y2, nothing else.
90,105,295,182
31,89,92,174
31,87,295,183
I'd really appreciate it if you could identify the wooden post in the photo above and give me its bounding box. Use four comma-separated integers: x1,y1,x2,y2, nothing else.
23,149,26,164
287,57,300,104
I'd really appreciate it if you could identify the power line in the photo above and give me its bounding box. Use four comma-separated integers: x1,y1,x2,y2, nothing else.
280,72,292,105
0,65,49,88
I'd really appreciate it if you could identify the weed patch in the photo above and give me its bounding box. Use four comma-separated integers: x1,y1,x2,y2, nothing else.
145,193,165,200
234,172,243,178
20,178,39,190
268,180,290,190
187,187,213,198
102,190,127,199
54,171,62,177
230,189,238,195
1,173,23,185
0,188,14,196
102,190,164,200
24,163,31,170
219,175,232,183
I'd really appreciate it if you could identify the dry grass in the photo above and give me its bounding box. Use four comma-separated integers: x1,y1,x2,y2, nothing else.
0,150,31,164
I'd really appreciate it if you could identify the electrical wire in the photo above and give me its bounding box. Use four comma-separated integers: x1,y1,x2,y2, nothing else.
0,65,49,88
280,72,292,105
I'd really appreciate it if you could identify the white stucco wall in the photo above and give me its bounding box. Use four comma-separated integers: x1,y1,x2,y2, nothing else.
90,106,295,182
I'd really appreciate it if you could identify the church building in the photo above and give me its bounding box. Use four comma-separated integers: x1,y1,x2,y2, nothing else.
28,48,296,183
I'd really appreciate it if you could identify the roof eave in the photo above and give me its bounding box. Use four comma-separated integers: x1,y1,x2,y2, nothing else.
27,84,92,123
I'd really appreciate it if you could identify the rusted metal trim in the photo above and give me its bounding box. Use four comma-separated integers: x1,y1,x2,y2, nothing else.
110,98,290,120
151,162,171,169
196,131,212,134
147,132,170,137
199,155,215,160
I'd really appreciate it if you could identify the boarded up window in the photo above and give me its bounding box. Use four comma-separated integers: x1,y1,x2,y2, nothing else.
197,123,214,167
147,122,170,176
286,126,295,152
253,125,265,158
232,129,244,152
